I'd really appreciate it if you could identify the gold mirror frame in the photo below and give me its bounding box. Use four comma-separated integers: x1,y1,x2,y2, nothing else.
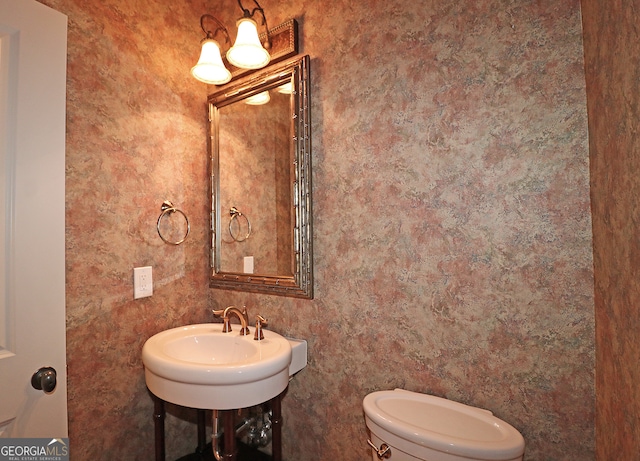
208,55,313,298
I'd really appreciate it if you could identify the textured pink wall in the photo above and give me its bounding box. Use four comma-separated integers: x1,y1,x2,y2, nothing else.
34,0,595,459
581,1,640,459
210,1,595,460
36,0,212,458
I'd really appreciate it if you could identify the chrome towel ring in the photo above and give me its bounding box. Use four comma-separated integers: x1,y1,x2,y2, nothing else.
229,207,251,242
157,200,190,245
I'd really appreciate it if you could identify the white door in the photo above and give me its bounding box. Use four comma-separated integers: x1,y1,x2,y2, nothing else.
0,0,68,438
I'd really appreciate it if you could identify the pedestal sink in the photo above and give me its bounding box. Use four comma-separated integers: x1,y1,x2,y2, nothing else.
142,323,295,409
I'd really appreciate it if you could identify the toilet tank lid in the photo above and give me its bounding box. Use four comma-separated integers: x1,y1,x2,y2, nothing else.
363,389,524,460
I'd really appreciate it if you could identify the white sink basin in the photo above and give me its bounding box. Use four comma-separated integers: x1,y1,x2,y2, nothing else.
142,323,293,409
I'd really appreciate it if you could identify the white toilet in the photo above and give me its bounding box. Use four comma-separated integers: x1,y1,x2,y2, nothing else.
363,389,525,461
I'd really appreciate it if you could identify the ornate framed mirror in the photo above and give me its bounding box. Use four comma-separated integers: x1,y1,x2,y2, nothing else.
208,55,313,298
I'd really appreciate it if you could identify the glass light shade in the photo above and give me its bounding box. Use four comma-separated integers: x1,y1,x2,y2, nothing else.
244,91,270,105
276,81,293,94
191,39,231,85
226,18,271,69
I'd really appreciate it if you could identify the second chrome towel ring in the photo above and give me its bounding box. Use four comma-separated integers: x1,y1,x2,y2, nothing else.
229,207,251,242
157,200,190,245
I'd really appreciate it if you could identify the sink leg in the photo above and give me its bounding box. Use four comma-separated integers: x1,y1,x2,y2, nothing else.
153,396,166,461
223,410,236,460
196,409,207,453
272,393,282,461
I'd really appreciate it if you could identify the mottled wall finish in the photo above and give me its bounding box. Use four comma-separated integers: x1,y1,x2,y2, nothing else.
36,0,211,458
30,0,595,458
581,1,640,459
209,1,595,460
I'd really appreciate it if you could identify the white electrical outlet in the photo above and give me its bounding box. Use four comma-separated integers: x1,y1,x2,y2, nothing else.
133,266,153,299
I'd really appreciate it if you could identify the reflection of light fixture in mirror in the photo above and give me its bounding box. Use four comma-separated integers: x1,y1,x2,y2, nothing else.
276,81,292,94
191,15,232,84
227,0,271,69
244,91,270,105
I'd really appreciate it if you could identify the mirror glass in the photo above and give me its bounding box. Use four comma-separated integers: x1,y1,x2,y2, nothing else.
208,55,312,298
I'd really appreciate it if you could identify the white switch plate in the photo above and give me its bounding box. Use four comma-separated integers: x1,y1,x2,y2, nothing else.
133,266,153,299
243,256,254,274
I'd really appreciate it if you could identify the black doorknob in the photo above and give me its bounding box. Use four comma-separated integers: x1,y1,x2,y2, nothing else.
31,367,57,393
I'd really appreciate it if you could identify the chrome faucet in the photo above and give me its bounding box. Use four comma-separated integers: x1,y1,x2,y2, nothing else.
212,306,250,336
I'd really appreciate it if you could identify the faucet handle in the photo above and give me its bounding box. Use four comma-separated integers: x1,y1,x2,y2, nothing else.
211,308,225,317
254,315,268,341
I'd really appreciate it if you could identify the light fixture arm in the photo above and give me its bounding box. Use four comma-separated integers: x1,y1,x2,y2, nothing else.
237,0,264,22
200,14,231,45
236,0,270,47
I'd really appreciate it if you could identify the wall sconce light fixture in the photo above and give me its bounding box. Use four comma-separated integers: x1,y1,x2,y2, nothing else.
191,15,232,85
192,0,274,85
226,0,271,70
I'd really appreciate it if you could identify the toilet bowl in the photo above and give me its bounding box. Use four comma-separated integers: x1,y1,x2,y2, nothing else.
363,389,525,461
